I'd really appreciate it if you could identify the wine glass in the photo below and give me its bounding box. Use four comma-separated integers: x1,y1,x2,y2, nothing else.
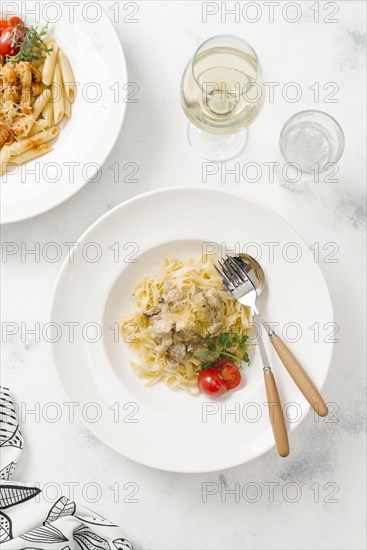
180,35,265,161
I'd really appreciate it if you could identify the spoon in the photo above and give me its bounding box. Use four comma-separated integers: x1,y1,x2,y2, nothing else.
234,254,328,417
216,256,290,457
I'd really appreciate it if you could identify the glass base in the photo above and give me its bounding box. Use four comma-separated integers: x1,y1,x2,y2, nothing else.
187,124,248,161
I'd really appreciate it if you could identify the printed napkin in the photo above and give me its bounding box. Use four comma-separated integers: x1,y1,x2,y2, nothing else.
0,387,134,550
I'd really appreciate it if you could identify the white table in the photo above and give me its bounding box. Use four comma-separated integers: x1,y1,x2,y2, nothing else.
1,2,366,549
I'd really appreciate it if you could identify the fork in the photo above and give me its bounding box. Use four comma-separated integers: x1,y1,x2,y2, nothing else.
215,256,290,457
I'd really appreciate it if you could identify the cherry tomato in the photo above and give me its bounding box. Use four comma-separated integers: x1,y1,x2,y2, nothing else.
198,367,227,398
214,359,241,390
0,17,22,30
9,17,22,26
0,17,24,58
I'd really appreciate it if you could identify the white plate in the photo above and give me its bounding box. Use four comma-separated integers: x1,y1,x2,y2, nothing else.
0,3,127,224
51,188,334,472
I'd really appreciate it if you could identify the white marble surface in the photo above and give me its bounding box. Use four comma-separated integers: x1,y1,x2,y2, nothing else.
1,1,366,549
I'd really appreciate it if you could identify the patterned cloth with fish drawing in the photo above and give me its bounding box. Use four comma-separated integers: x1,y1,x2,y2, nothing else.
0,387,134,550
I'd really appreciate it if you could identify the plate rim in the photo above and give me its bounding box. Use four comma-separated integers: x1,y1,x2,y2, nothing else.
50,187,335,472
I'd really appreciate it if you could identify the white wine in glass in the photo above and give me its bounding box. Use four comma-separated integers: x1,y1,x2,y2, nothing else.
180,35,265,160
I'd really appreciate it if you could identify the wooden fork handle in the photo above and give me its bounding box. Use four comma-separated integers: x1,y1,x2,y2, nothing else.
271,335,328,417
264,371,289,457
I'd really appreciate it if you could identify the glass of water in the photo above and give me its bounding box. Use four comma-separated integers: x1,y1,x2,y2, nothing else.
279,110,344,174
180,35,265,161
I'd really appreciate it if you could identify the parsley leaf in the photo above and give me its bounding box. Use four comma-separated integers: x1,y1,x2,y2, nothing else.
195,331,250,369
7,23,53,64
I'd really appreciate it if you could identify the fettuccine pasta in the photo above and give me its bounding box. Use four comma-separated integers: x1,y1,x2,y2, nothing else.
121,256,252,394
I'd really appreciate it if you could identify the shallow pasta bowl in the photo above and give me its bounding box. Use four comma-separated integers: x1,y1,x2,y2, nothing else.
0,2,127,224
51,187,334,473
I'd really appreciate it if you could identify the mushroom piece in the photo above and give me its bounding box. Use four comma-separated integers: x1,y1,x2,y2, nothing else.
167,343,187,363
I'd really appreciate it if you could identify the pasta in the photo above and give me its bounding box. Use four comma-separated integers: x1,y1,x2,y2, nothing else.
33,88,52,121
0,18,76,175
28,119,48,136
4,144,52,171
58,50,76,102
51,62,64,124
121,257,252,394
63,88,71,118
0,126,59,175
41,99,53,127
41,42,58,86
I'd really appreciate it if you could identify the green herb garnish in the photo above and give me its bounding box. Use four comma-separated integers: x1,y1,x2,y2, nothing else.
7,23,53,64
195,332,250,369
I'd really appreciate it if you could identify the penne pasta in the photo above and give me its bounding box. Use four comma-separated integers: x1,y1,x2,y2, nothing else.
34,125,59,143
7,145,52,169
0,18,74,175
52,63,64,124
42,100,53,127
28,119,49,136
3,126,59,158
58,50,76,102
42,42,59,86
0,147,12,174
64,89,71,118
12,116,34,138
32,88,52,121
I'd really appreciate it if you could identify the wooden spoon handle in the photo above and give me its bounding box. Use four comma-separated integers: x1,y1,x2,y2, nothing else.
264,371,289,457
271,335,328,417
